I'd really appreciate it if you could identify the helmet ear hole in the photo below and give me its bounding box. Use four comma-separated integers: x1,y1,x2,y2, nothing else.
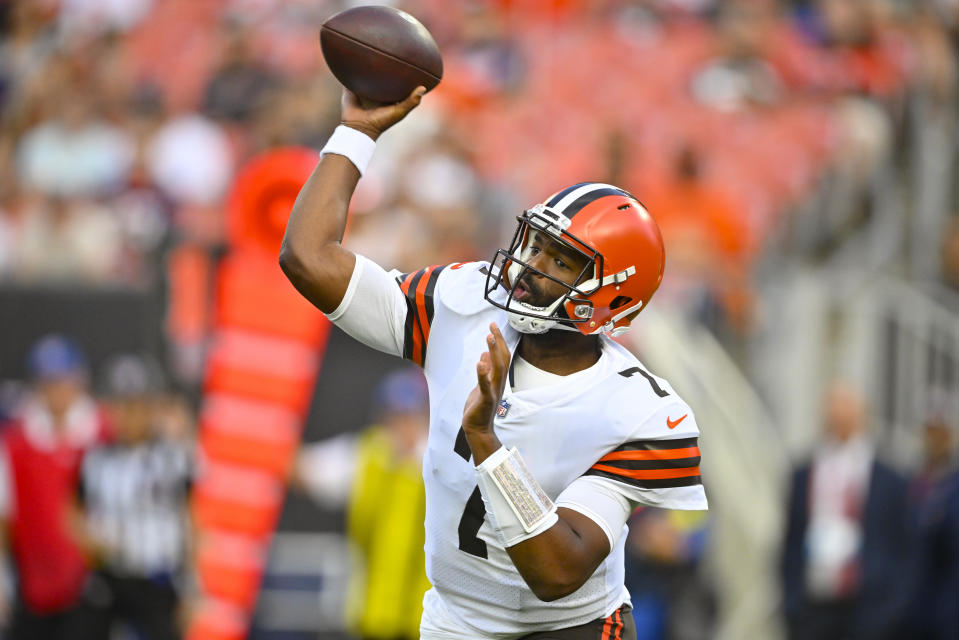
610,296,633,309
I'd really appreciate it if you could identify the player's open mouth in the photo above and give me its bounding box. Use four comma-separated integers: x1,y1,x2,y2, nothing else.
512,283,530,301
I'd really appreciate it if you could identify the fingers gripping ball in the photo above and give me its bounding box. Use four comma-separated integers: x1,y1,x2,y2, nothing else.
320,5,443,104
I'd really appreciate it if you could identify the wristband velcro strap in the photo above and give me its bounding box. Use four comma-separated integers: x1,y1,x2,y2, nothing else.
476,446,558,547
320,125,376,176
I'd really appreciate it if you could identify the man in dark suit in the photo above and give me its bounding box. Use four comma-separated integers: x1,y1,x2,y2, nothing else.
909,413,959,640
781,382,912,640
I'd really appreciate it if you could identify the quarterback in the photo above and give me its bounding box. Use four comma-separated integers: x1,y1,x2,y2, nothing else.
280,88,708,639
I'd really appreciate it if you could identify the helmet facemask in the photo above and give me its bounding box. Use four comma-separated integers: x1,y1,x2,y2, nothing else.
484,204,603,335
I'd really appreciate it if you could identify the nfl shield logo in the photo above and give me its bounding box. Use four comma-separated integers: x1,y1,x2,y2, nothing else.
496,400,510,418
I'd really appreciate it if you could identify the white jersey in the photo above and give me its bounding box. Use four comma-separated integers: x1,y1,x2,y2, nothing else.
328,256,708,637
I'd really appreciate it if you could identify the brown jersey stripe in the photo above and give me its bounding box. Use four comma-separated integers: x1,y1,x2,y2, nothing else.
398,272,416,362
412,266,437,364
423,265,446,324
400,269,426,364
598,446,700,462
610,437,699,452
590,463,700,481
584,468,703,489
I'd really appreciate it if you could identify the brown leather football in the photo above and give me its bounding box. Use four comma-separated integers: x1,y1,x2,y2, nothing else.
320,6,443,104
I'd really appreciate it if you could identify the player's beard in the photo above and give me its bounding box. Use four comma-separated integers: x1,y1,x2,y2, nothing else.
514,274,556,308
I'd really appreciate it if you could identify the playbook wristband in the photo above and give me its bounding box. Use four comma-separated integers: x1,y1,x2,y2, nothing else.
320,125,377,176
476,446,558,547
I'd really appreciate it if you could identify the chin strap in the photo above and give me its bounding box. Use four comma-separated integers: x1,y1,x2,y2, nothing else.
506,298,575,334
507,312,580,335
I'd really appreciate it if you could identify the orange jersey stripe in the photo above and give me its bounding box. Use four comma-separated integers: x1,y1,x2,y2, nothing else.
399,271,416,295
598,447,700,462
410,324,423,366
401,270,427,365
590,463,701,480
414,265,438,359
601,613,613,640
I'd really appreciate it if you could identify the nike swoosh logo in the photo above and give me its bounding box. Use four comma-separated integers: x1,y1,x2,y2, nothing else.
666,414,688,429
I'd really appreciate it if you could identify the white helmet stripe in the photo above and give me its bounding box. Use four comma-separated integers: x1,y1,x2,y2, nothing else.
551,182,624,216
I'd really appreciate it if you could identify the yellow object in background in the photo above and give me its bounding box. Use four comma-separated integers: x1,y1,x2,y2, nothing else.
346,427,431,639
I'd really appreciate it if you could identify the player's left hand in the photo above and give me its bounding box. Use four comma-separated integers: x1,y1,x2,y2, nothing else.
462,323,511,433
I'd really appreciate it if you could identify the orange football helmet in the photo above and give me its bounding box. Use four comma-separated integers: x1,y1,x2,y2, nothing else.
484,182,665,336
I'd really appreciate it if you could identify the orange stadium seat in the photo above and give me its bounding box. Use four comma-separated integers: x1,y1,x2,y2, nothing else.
124,0,225,110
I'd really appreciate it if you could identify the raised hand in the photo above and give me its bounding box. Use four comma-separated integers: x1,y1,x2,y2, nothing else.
341,86,426,141
462,323,512,434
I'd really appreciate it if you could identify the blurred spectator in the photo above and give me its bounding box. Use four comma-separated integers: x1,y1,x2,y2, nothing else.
0,335,112,640
643,145,756,338
57,0,154,39
249,77,339,150
909,410,959,640
0,1,58,110
14,196,123,283
202,21,278,124
690,0,785,111
624,508,714,640
350,130,486,271
781,381,912,640
78,353,194,640
145,111,233,209
794,0,900,179
15,92,135,199
294,367,430,640
456,3,526,97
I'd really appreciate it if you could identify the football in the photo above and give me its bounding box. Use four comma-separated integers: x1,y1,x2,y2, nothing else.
320,5,443,104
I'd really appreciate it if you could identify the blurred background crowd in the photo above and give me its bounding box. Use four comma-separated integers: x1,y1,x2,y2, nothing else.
0,0,958,639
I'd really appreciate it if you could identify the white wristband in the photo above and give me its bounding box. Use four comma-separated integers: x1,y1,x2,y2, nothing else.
476,446,558,547
320,125,376,176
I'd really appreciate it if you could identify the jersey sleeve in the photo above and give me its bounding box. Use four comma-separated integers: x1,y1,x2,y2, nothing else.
555,475,632,550
583,402,708,511
326,254,449,366
393,264,448,366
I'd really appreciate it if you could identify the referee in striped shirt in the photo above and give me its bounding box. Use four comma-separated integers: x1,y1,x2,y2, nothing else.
78,354,194,640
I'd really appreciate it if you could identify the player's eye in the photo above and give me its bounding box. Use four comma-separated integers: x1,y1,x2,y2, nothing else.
554,257,569,270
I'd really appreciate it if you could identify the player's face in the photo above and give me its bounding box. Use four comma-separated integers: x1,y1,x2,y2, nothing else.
511,229,589,306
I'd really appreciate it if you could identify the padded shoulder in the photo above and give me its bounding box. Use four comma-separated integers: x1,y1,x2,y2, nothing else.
432,261,502,316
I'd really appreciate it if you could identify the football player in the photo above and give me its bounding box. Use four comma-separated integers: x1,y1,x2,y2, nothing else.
280,87,708,640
